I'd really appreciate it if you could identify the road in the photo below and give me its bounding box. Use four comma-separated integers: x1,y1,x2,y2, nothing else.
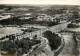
15,22,70,40
0,22,70,42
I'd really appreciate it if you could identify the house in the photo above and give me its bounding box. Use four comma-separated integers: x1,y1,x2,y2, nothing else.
0,14,11,20
36,14,53,21
19,13,33,20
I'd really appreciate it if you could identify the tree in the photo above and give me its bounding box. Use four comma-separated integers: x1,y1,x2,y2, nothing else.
0,40,16,52
43,30,61,50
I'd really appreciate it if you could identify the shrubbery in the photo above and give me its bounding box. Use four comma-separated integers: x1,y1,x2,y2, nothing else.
67,23,79,28
43,30,61,50
0,37,41,54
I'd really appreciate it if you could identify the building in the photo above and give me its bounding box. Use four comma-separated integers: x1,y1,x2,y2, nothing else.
36,14,53,21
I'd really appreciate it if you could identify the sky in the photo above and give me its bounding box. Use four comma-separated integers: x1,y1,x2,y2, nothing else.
0,0,80,5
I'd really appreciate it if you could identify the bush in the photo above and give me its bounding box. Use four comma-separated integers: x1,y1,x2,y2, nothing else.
43,30,61,50
0,36,41,54
67,23,79,28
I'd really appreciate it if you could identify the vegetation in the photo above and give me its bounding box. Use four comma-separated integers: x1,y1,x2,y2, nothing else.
67,23,79,28
0,37,41,54
43,30,61,50
0,16,59,26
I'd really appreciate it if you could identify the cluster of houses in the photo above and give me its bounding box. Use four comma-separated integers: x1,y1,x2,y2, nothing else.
0,13,14,20
0,10,73,24
17,13,73,23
